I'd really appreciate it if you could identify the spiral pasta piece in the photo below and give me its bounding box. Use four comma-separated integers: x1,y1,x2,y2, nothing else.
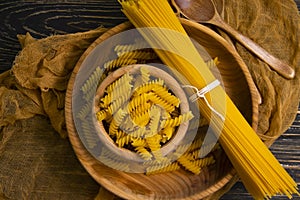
117,50,158,60
109,108,127,136
128,93,149,112
115,129,127,139
159,126,174,142
129,102,152,118
99,93,112,108
140,65,150,84
143,157,172,166
133,66,151,89
146,134,163,161
107,93,131,115
147,92,175,113
96,110,108,121
135,146,153,160
81,119,98,148
177,155,201,175
131,138,147,147
161,111,194,128
128,126,148,138
132,110,150,127
110,82,132,102
99,148,130,171
81,67,103,95
183,146,215,161
187,117,209,131
106,73,133,93
77,104,91,120
133,79,165,96
114,38,148,53
194,156,215,167
104,57,138,71
119,115,137,132
146,105,162,137
116,134,133,147
152,85,180,107
82,69,104,102
186,137,205,152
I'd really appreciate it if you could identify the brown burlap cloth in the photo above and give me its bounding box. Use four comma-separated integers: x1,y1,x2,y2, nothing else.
0,0,299,199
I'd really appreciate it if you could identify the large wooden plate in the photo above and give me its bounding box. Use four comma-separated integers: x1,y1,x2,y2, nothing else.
65,19,260,199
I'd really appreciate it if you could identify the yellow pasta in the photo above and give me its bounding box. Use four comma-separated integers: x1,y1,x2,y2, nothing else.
132,110,150,127
152,85,180,107
109,108,127,136
143,157,172,166
186,137,205,152
119,115,137,132
133,79,164,96
106,73,133,93
131,138,147,147
99,94,111,108
116,134,133,147
114,38,148,53
159,126,174,142
139,65,151,84
146,134,163,161
77,103,91,120
161,111,194,128
115,130,127,140
95,39,219,176
147,92,175,113
119,0,299,198
135,146,153,160
96,110,108,121
129,102,152,118
117,50,158,60
146,105,162,137
107,93,131,114
128,126,148,138
104,57,138,71
177,155,201,175
194,156,215,167
110,82,132,102
81,67,103,95
81,119,98,149
128,93,149,112
198,143,220,158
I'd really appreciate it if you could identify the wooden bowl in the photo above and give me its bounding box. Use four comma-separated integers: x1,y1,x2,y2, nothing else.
93,64,191,172
65,19,260,199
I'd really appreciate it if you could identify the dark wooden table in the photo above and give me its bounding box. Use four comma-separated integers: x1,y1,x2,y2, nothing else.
0,1,299,199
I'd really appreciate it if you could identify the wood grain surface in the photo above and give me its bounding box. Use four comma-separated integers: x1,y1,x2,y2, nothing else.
0,0,299,199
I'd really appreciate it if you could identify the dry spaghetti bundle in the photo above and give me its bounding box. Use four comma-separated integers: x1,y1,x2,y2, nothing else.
118,0,299,199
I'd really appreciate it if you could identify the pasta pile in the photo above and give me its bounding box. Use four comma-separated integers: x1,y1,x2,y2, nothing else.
96,65,193,151
118,0,300,199
93,38,221,175
95,65,219,175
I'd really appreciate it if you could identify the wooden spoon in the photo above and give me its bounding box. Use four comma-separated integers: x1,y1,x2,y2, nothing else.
171,0,295,79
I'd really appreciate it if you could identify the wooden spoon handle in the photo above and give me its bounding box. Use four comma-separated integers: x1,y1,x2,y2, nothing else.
214,19,295,79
